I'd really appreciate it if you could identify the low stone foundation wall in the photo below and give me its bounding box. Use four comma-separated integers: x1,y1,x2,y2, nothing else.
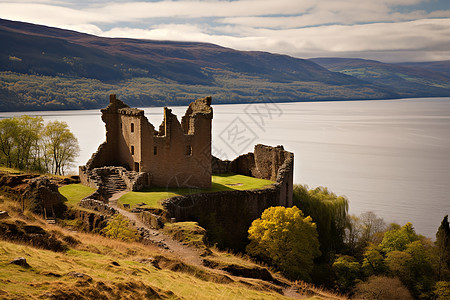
138,211,165,229
79,199,117,216
67,209,110,232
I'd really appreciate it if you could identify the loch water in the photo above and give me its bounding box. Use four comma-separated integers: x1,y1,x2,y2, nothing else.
1,97,449,238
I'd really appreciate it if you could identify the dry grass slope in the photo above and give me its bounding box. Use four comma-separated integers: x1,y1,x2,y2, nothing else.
0,196,348,300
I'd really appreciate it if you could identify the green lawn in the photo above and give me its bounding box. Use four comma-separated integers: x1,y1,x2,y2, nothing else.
119,173,274,209
59,184,96,206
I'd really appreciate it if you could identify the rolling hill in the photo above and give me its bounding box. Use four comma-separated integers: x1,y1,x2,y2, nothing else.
0,18,449,111
310,57,450,98
396,60,450,78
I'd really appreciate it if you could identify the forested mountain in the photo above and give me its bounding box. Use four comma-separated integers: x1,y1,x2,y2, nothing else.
0,18,449,111
396,60,450,78
310,57,450,98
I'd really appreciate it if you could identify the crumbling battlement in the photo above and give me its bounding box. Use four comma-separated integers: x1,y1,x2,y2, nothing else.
80,94,213,190
163,144,294,250
212,144,294,206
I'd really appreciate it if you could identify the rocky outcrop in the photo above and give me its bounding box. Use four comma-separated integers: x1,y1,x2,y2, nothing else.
0,211,9,219
22,177,66,218
10,257,30,268
0,220,68,251
0,172,40,196
222,264,274,282
65,209,110,232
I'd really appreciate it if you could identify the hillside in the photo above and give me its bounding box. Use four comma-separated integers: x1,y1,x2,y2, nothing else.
0,172,343,299
396,60,450,78
1,19,449,112
0,18,398,111
310,58,450,98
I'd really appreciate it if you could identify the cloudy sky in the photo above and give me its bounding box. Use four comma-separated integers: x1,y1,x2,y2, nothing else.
1,0,449,62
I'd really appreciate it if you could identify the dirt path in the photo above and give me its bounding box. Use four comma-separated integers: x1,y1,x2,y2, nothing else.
109,191,310,299
109,191,204,267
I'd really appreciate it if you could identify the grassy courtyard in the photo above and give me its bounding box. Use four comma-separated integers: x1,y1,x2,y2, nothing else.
119,173,274,209
58,174,274,210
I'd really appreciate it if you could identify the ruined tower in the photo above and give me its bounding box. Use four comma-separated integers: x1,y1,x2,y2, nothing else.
80,94,213,189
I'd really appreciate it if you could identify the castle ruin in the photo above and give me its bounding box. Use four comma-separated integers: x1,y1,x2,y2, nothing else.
80,94,213,191
79,94,294,249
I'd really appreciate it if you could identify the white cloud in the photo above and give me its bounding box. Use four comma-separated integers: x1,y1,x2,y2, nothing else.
101,18,450,62
94,0,313,20
0,3,108,25
0,0,449,62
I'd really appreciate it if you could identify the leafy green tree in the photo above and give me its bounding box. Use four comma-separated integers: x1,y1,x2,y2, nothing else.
382,224,435,298
332,255,361,292
0,117,19,168
386,251,412,281
293,184,349,258
436,215,450,281
405,240,434,298
102,214,139,242
362,243,386,276
380,222,419,253
15,115,43,170
0,116,44,171
247,206,321,281
42,120,80,175
0,116,80,174
434,281,450,300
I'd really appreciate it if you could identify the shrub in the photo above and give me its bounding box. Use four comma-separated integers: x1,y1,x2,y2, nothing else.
353,276,413,300
246,206,320,281
101,214,139,242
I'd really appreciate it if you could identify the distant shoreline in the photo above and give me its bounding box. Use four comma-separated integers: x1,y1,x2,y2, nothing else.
2,96,450,114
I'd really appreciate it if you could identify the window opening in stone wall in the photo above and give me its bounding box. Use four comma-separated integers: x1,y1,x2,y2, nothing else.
134,162,140,172
154,146,157,155
131,145,134,155
131,123,134,133
186,145,192,156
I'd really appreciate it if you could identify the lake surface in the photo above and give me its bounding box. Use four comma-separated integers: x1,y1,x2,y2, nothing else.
1,97,449,238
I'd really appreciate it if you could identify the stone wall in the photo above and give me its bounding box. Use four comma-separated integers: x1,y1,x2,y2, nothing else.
164,144,294,251
212,144,294,206
22,177,67,217
138,211,165,229
79,199,117,216
67,192,117,232
80,94,213,190
163,187,280,251
67,209,110,232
